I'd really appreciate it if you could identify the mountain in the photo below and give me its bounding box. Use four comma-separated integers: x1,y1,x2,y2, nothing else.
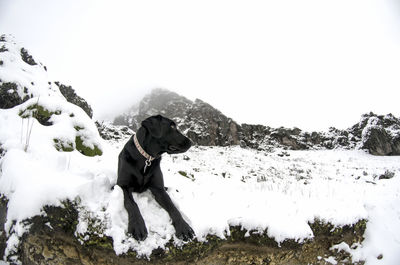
114,88,240,146
113,89,400,156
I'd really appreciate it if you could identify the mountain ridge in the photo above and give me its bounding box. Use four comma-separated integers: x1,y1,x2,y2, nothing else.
113,88,400,156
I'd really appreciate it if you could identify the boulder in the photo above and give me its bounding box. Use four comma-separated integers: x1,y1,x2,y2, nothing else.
362,126,392,155
358,113,400,155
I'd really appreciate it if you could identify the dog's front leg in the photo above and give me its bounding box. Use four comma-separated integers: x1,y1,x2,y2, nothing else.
121,187,148,241
149,187,195,241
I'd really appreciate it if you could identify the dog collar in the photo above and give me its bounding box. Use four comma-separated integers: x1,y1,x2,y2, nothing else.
133,133,156,173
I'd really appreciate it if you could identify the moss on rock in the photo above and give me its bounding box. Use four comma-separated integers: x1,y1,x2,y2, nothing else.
75,136,102,157
309,218,367,246
53,135,102,157
19,103,60,126
18,103,102,156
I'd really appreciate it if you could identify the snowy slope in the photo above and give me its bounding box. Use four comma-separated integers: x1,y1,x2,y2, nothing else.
1,35,400,264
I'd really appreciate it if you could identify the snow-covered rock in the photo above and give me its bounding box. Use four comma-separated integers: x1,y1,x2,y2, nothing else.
0,35,93,118
95,121,133,142
354,113,400,155
0,36,105,262
114,89,400,155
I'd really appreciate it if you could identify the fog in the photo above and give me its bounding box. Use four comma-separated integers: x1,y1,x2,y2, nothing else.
1,0,400,131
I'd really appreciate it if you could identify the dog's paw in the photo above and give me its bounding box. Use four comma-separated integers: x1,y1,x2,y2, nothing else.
128,220,148,241
174,220,195,241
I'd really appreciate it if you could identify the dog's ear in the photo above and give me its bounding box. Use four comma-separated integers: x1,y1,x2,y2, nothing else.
141,115,163,138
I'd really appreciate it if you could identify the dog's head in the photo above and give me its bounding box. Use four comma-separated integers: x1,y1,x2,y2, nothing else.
141,115,192,154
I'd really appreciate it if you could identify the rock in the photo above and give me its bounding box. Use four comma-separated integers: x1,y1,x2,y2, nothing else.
20,48,37,66
378,170,395,180
113,90,400,156
0,82,30,109
3,199,366,264
95,121,134,141
358,113,400,155
392,137,400,155
114,89,241,146
0,197,7,259
54,82,93,119
184,99,240,146
362,126,392,155
270,127,307,150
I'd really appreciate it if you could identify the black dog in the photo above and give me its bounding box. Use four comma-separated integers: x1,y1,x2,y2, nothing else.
117,115,195,241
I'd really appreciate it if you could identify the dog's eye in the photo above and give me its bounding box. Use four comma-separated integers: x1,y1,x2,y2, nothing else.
170,124,176,129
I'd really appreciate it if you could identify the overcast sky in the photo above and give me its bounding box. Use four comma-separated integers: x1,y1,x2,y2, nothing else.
1,0,400,131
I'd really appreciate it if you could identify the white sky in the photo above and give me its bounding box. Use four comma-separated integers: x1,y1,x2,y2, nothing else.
1,0,400,131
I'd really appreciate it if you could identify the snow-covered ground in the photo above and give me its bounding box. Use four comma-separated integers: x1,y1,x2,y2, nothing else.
1,124,400,264
1,34,400,264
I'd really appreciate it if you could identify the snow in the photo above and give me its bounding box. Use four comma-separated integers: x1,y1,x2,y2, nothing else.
0,35,63,101
324,256,338,264
2,131,400,262
1,34,400,264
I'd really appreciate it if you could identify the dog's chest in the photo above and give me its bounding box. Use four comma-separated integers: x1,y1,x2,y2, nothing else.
135,166,155,192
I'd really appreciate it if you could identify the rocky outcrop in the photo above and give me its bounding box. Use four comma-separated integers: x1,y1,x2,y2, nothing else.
114,89,400,156
0,34,93,120
114,89,241,146
20,48,37,66
54,82,93,118
240,125,357,152
351,113,400,155
182,99,240,146
95,121,134,141
0,38,34,108
0,199,366,265
0,82,29,109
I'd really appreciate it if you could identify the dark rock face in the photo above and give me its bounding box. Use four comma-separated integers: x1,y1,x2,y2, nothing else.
0,82,31,109
183,99,240,146
354,113,400,155
114,89,400,155
0,197,7,259
20,48,37,66
55,82,93,119
114,89,241,146
362,127,392,155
